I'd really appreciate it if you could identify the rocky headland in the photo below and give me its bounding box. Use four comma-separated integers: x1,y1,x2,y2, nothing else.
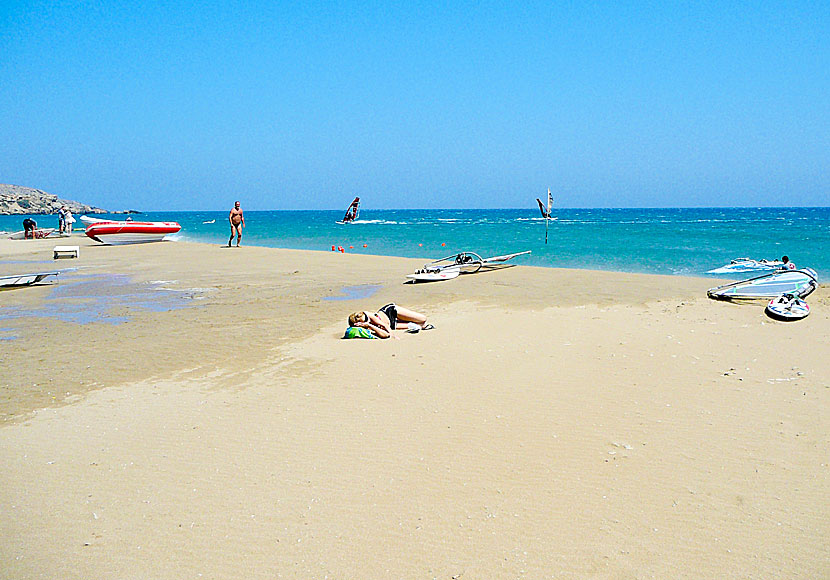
0,184,108,215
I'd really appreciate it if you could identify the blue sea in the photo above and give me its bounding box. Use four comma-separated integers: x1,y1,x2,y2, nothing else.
3,207,829,280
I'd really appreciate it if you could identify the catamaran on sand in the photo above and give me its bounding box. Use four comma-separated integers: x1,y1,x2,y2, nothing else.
407,250,531,283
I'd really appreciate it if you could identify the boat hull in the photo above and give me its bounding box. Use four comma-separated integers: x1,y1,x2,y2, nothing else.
85,221,181,245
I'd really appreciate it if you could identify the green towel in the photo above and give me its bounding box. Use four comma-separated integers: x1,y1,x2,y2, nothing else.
343,326,376,339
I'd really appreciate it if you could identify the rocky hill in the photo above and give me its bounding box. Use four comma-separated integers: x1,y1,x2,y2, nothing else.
0,184,108,215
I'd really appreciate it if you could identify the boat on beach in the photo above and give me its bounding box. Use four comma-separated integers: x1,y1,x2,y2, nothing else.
83,218,181,245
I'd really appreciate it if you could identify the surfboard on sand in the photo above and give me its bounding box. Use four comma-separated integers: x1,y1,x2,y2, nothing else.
765,293,810,321
406,265,461,282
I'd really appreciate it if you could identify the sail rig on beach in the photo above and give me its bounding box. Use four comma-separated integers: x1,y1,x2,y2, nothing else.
707,268,818,300
338,197,360,224
406,250,531,282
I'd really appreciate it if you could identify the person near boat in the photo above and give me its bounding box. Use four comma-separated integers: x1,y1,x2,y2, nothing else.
346,304,433,339
781,256,796,270
22,217,37,239
228,201,245,247
64,208,75,234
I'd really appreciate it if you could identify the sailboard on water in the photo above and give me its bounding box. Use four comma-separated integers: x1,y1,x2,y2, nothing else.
707,268,818,301
338,197,360,224
536,188,554,243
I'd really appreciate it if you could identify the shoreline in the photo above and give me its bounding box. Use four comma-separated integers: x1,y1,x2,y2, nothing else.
1,238,828,578
4,206,829,281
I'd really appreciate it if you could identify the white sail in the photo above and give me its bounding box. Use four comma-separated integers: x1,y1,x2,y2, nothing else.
708,268,818,300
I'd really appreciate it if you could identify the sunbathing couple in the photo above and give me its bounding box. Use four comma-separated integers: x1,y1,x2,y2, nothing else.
347,304,433,339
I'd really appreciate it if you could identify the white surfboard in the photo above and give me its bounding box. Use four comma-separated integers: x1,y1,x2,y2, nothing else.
406,265,461,282
765,294,810,321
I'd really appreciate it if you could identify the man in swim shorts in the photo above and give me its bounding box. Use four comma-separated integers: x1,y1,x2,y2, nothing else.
228,201,244,247
22,217,37,239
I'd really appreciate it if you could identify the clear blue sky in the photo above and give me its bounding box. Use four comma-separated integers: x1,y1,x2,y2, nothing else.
1,1,827,210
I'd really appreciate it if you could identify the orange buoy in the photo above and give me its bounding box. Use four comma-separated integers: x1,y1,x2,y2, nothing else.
363,244,367,248
349,245,354,249
441,242,446,246
418,243,423,247
331,245,336,251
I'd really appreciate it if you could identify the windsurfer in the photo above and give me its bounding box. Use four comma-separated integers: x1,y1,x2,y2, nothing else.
228,201,244,247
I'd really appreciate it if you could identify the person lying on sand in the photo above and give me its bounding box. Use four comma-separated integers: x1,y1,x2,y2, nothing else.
347,304,433,339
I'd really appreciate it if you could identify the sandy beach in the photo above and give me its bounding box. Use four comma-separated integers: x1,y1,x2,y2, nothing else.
1,237,827,578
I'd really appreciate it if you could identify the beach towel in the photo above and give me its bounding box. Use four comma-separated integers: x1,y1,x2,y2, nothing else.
343,326,376,339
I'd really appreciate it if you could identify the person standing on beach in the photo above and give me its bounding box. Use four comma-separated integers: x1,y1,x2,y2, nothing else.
58,206,67,233
64,208,75,234
228,201,244,247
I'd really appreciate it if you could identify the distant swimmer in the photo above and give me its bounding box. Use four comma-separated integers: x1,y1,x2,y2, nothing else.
228,201,244,247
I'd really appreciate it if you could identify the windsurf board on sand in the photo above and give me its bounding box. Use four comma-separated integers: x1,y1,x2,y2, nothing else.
765,293,810,321
406,265,461,282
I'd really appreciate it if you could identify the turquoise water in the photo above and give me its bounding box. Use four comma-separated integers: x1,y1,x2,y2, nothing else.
3,208,828,279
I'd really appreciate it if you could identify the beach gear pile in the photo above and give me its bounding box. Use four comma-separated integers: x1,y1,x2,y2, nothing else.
706,259,818,321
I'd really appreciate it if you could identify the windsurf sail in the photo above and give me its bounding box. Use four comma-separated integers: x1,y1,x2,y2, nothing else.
0,271,59,288
706,258,784,275
536,188,554,243
536,188,553,219
536,198,549,218
707,268,818,300
341,197,360,223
